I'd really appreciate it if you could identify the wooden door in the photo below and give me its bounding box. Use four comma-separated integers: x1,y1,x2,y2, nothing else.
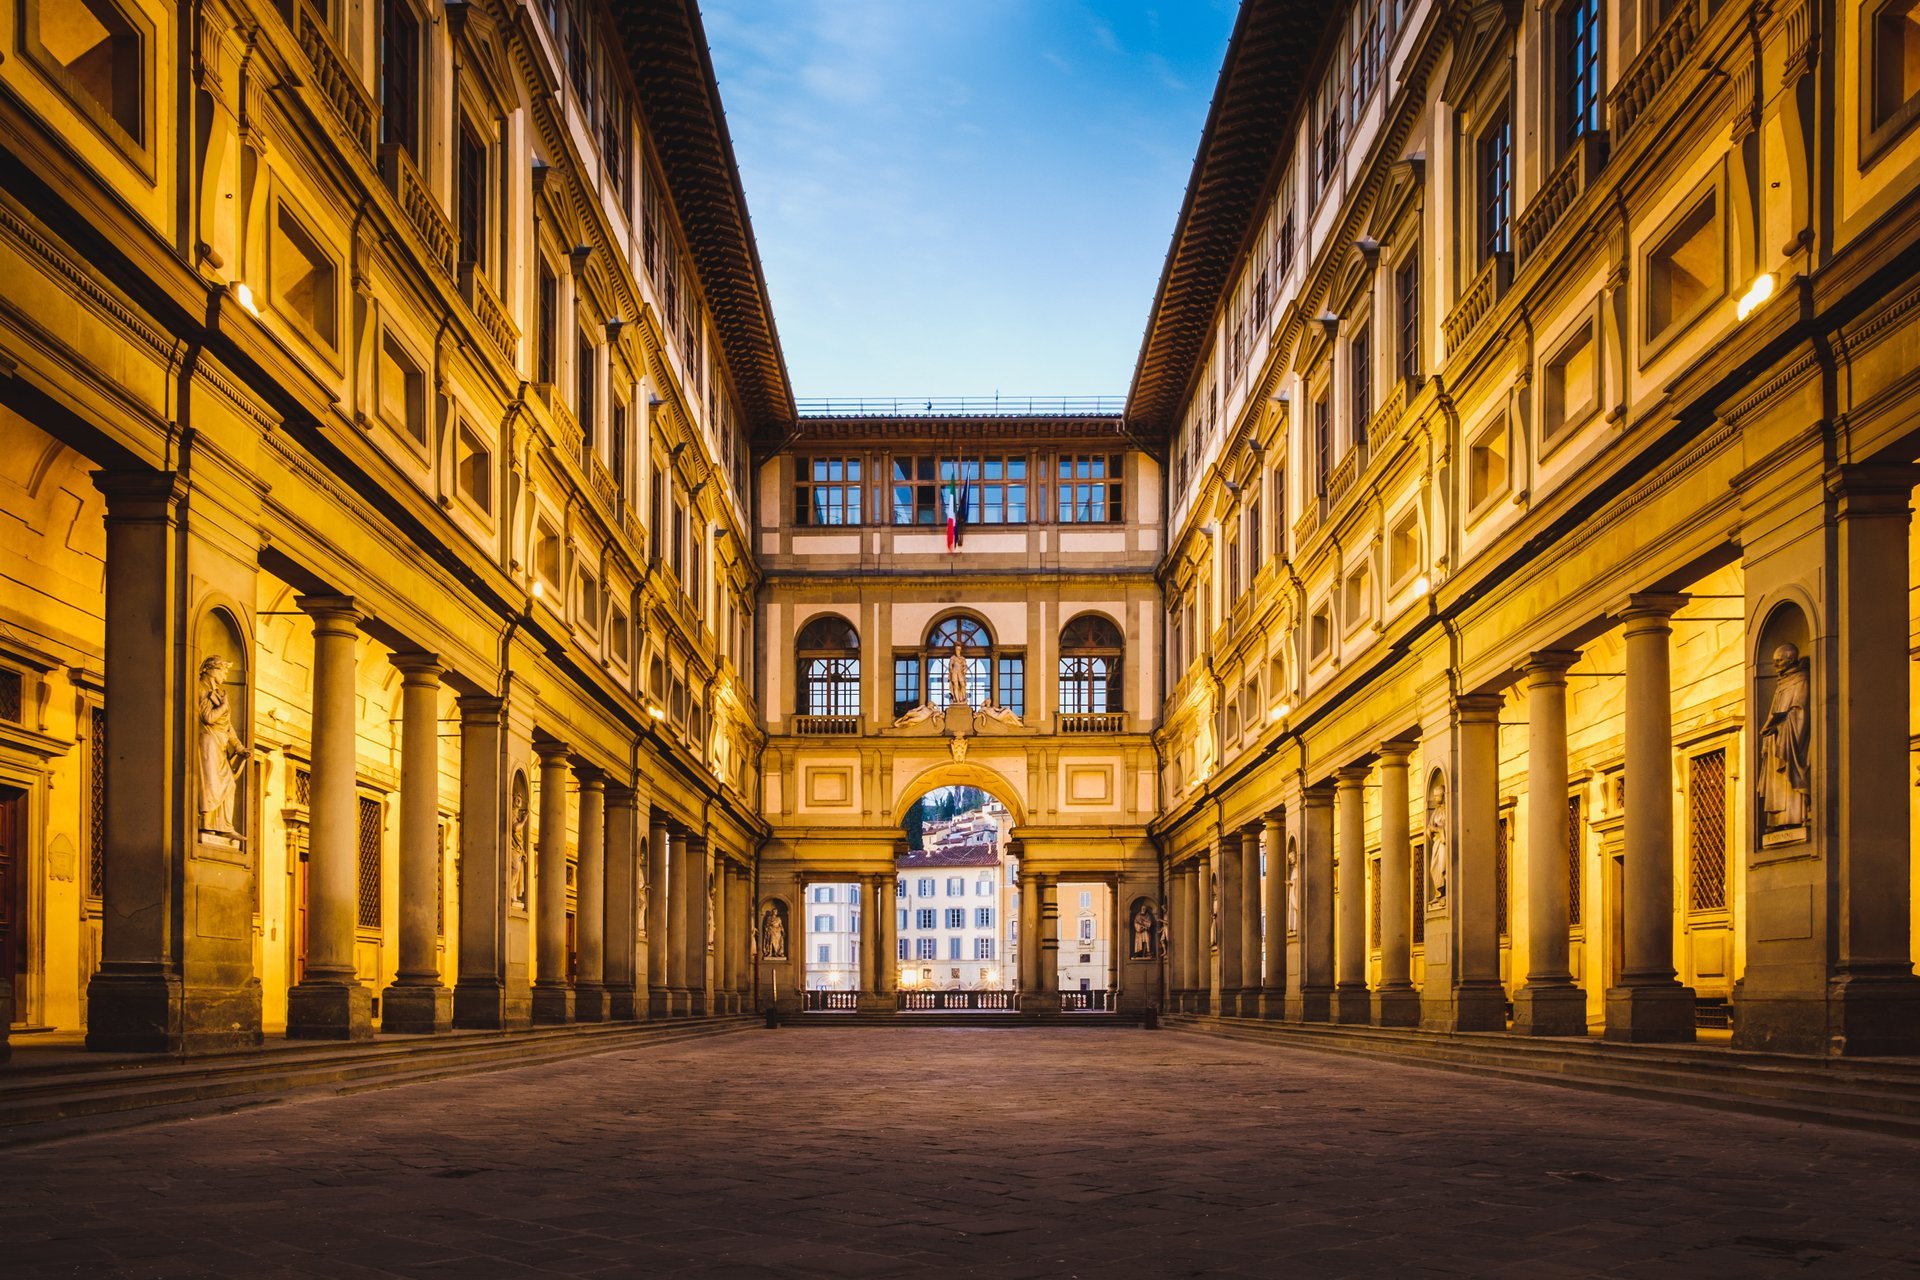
0,788,23,1024
293,839,310,984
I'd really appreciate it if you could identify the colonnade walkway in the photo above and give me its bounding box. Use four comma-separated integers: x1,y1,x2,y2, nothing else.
3,1027,1918,1276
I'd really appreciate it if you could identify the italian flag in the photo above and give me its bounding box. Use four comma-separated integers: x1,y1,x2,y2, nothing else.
945,472,969,552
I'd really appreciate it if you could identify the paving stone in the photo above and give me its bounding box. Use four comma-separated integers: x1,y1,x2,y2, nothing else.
4,1027,1919,1276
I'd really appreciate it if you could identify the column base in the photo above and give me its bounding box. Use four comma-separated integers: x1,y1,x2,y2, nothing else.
665,987,691,1017
1019,991,1056,1014
1370,985,1421,1028
574,983,609,1023
1604,981,1697,1043
85,966,184,1053
530,984,576,1025
1512,982,1588,1036
1825,970,1920,1056
1292,986,1332,1023
286,979,374,1041
687,991,711,1017
1257,992,1288,1020
605,985,640,1021
453,980,507,1030
648,987,673,1018
1332,983,1372,1025
379,982,451,1035
1448,980,1509,1032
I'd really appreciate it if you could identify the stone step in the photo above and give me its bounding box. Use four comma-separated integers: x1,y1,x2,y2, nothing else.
1166,1015,1920,1139
0,1017,754,1141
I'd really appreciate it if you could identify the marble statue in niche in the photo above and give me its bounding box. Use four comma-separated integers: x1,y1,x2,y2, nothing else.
760,900,788,960
508,773,530,910
946,637,968,707
1426,771,1449,904
197,655,246,838
1129,898,1156,960
1758,642,1811,839
1285,841,1300,934
1155,900,1170,960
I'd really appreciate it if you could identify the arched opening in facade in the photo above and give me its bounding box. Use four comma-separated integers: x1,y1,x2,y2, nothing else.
892,612,1026,716
794,613,860,731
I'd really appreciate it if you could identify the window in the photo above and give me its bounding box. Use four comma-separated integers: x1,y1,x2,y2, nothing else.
1078,917,1095,941
996,656,1025,717
576,330,596,445
796,458,862,526
897,937,909,959
1478,107,1513,264
270,206,338,350
1080,891,1092,908
795,615,860,718
916,909,936,929
892,654,922,717
534,521,563,591
896,880,906,899
1350,320,1373,443
817,944,830,964
814,886,830,903
1467,416,1509,512
1248,497,1263,571
1343,563,1372,630
948,937,962,961
609,602,630,665
969,455,1029,524
1646,189,1722,344
1412,839,1426,944
610,401,628,503
576,569,601,633
602,70,628,196
380,0,422,158
1567,793,1585,926
926,615,999,708
30,0,145,147
1872,0,1920,137
1349,1,1381,112
1225,531,1241,604
1059,614,1124,715
356,795,383,930
977,878,992,897
1557,0,1604,153
1495,813,1512,938
1312,389,1333,497
536,260,558,385
891,456,939,525
456,120,488,268
378,332,425,446
1310,604,1333,661
1688,748,1729,912
1543,322,1598,439
1389,507,1420,586
917,878,934,897
915,937,938,961
814,914,832,933
1395,257,1421,382
1370,857,1382,948
975,937,995,960
1057,455,1124,522
947,877,965,896
946,908,965,928
976,907,992,927
1315,64,1344,191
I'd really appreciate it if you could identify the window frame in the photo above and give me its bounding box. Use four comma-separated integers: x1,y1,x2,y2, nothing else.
20,0,154,168
1864,0,1920,160
794,456,864,527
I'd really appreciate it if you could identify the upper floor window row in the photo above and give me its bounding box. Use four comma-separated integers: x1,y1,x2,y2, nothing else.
791,453,1125,528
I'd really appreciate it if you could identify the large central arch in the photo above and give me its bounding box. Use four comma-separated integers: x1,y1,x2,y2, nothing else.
894,761,1029,828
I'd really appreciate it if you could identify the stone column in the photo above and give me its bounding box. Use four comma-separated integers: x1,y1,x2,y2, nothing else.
285,597,372,1040
666,826,690,1014
453,696,508,1029
683,834,711,1015
85,471,187,1053
1192,856,1213,1013
1515,652,1587,1035
1333,766,1371,1024
858,874,887,1012
382,655,450,1034
1018,869,1043,1010
573,770,607,1022
1295,784,1334,1022
1826,468,1920,1053
647,816,671,1016
604,787,640,1020
1372,745,1419,1026
1453,693,1507,1031
1039,875,1061,1000
1260,816,1287,1018
711,855,732,1014
877,871,898,1001
1214,837,1241,1016
1238,827,1262,1016
1165,863,1187,1009
1606,595,1696,1042
530,744,575,1024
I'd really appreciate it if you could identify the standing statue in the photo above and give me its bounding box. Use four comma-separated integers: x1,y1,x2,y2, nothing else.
947,637,969,708
197,656,246,837
1130,899,1156,960
508,780,530,910
1758,642,1810,834
1154,901,1170,960
707,885,717,952
1426,772,1449,904
760,901,788,960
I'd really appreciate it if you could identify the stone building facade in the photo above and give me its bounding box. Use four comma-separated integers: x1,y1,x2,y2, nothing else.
2,0,1917,1060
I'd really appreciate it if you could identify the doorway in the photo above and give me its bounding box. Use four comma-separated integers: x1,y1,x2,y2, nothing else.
0,786,24,1027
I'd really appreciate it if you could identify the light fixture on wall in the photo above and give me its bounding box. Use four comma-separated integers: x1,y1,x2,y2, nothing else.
1269,702,1291,723
530,579,545,600
1411,574,1431,598
1736,272,1776,321
234,282,259,315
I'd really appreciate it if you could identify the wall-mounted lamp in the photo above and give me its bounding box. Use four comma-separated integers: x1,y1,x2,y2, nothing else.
1410,574,1431,598
1735,272,1776,322
530,579,545,600
234,281,260,315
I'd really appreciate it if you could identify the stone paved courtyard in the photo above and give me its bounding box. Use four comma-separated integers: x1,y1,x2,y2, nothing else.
4,1027,1918,1277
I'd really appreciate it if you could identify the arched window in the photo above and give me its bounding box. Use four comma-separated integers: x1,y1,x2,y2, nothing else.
796,615,861,718
918,613,1024,714
1059,614,1124,716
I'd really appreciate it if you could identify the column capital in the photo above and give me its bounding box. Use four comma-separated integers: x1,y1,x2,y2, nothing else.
534,739,572,766
1303,782,1336,809
575,768,605,791
1827,462,1920,513
91,468,187,515
1522,649,1582,682
391,652,444,681
1335,764,1371,789
1377,739,1417,763
456,694,504,723
1619,592,1689,631
605,782,639,808
1452,690,1504,722
1262,813,1285,835
297,594,363,630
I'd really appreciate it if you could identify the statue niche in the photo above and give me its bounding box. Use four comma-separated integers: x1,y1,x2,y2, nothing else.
759,899,789,960
195,609,249,845
1425,768,1448,905
1756,604,1813,847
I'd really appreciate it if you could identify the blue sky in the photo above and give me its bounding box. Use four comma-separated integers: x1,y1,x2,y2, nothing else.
702,2,1239,402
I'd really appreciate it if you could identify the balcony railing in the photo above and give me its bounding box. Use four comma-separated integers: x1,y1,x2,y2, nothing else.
1442,253,1510,356
802,990,858,1012
579,444,620,519
1324,448,1361,508
1293,494,1325,548
1365,376,1412,461
379,144,456,281
795,395,1125,418
1612,0,1713,142
1058,711,1126,734
538,383,585,456
1060,989,1116,1012
793,714,859,736
1514,134,1606,271
898,990,1017,1011
459,263,519,365
290,0,373,155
